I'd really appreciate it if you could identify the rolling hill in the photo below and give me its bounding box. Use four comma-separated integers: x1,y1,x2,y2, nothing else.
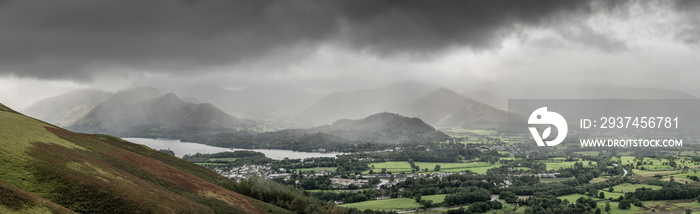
67,88,246,137
0,102,290,213
311,112,451,144
392,88,507,129
193,112,451,152
22,89,113,127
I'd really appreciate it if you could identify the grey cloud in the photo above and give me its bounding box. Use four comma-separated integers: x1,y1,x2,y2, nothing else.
0,0,648,80
559,23,628,52
672,0,700,46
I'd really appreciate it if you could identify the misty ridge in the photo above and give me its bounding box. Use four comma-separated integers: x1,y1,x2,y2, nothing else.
19,80,696,152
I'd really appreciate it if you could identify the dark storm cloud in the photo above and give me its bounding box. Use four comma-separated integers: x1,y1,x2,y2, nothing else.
0,0,337,80
0,0,637,80
331,0,596,54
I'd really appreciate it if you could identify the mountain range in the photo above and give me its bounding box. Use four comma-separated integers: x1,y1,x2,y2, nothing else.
22,82,509,134
22,81,695,135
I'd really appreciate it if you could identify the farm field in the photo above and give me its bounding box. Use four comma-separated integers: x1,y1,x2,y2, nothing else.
445,128,498,136
661,169,700,180
615,156,694,170
556,194,592,202
609,183,662,193
419,204,520,214
595,200,700,213
590,177,609,183
632,169,679,177
597,202,643,214
340,194,447,211
598,190,624,200
549,197,700,214
574,151,600,156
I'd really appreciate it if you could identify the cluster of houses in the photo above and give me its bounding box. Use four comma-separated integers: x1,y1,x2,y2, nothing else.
215,165,281,181
329,178,368,188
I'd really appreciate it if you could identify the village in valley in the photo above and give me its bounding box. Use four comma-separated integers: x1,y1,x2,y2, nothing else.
177,129,700,214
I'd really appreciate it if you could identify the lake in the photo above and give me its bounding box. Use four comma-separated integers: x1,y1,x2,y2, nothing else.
122,138,343,160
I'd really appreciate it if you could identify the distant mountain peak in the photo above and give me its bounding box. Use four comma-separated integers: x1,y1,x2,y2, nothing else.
385,80,430,89
430,87,464,97
107,87,163,105
67,89,246,137
118,86,161,95
363,112,416,122
296,81,436,125
156,92,183,103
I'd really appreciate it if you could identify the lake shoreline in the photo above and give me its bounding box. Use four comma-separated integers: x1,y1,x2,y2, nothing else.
123,137,344,160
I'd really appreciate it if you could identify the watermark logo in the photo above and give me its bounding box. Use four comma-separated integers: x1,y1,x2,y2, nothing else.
528,107,568,146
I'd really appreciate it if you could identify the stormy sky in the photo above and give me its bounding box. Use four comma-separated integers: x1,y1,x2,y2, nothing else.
1,0,700,108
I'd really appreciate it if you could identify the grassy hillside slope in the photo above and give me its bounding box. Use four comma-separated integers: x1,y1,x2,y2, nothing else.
0,181,75,214
0,102,290,214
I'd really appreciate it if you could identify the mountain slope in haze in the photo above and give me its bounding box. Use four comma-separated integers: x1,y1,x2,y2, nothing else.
0,102,290,214
296,81,436,126
22,89,112,127
393,88,507,129
462,89,507,110
520,85,697,99
181,84,322,121
68,87,163,131
68,88,245,137
585,85,696,99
